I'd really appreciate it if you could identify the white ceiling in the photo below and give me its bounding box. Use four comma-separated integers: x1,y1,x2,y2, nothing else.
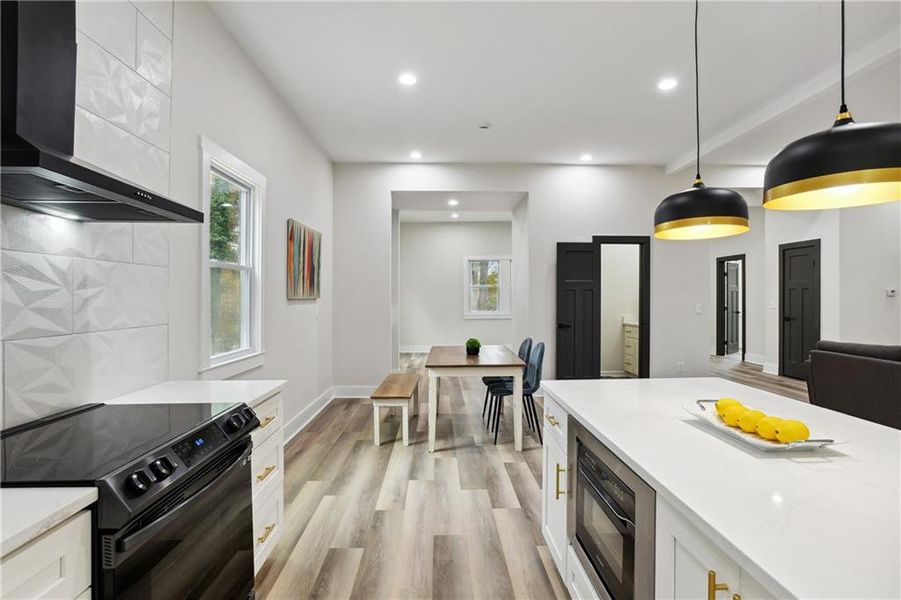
212,2,900,169
393,190,524,221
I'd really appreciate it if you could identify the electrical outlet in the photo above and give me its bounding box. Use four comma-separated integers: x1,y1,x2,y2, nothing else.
694,304,702,315
677,361,685,373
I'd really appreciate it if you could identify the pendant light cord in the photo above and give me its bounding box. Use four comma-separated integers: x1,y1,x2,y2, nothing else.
694,0,701,181
840,0,847,112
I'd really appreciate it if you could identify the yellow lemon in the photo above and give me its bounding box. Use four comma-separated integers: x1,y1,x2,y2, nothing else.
756,416,783,441
738,410,766,434
722,405,748,427
715,398,742,417
775,419,810,444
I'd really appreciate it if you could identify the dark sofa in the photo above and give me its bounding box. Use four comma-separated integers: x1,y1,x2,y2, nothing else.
807,340,901,430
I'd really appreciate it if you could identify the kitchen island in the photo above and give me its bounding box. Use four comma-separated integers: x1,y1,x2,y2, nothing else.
540,377,900,599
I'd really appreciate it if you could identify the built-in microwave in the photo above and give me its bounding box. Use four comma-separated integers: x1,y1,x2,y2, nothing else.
568,420,655,599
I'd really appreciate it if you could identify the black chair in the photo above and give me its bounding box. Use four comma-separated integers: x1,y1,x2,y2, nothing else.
807,340,901,430
482,338,532,421
487,342,545,445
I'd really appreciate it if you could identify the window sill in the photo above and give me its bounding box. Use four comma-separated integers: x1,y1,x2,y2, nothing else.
199,351,265,380
463,313,513,320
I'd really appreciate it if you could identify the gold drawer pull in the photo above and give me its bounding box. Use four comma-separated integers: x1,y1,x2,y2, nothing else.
256,465,276,482
545,414,560,428
259,415,276,429
555,464,566,500
707,570,729,600
257,523,275,544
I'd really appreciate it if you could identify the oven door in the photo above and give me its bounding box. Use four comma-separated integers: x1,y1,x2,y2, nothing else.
575,458,636,599
101,441,254,600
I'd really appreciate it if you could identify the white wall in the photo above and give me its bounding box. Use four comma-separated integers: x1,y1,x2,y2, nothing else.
398,221,512,350
600,244,640,374
167,2,333,436
332,163,752,385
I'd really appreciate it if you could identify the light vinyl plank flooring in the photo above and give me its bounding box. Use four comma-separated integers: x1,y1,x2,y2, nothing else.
257,353,565,599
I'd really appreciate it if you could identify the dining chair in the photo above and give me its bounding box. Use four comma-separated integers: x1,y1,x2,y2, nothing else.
487,342,545,445
482,338,532,421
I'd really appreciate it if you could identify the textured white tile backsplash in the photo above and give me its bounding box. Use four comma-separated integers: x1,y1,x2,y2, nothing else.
75,1,138,69
136,12,173,95
74,259,168,332
1,251,75,341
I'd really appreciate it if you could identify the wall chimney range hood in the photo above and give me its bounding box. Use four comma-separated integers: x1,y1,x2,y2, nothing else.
1,1,202,223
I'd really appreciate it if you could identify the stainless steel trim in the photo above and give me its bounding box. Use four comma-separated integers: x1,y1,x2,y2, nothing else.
568,419,656,599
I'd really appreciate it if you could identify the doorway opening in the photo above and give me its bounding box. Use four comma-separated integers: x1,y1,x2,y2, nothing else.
554,236,650,379
715,254,746,362
779,239,821,380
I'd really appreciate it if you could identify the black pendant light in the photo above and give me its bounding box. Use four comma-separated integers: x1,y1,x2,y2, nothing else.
654,0,749,240
763,1,900,210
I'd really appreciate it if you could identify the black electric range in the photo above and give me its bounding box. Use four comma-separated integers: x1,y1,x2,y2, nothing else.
1,402,260,599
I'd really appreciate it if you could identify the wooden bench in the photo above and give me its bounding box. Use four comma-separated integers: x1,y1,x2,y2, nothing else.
371,373,420,446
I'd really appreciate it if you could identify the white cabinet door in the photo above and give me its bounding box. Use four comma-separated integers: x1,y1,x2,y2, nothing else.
656,498,741,600
542,436,569,575
566,544,601,600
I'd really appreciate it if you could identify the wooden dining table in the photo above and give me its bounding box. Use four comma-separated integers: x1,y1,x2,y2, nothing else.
424,345,526,452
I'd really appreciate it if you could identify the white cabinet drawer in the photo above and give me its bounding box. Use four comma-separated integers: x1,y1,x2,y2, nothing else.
1,511,91,600
253,481,285,573
251,429,283,500
251,393,283,447
566,545,601,600
542,393,568,450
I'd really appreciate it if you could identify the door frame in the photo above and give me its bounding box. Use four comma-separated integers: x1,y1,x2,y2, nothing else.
715,254,746,361
592,236,651,378
778,239,821,378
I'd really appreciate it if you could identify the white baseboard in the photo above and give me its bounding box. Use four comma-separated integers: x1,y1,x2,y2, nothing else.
399,345,431,353
744,353,766,367
762,362,779,375
284,387,334,443
332,385,377,398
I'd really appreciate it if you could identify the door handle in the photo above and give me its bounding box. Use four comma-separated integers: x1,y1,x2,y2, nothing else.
783,316,794,322
707,570,730,600
557,323,572,329
555,464,566,500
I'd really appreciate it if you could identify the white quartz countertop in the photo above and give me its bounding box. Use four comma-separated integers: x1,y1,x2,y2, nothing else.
1,487,97,557
541,377,901,599
107,379,286,409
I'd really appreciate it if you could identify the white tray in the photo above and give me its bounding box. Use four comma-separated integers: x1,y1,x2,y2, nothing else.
686,400,836,452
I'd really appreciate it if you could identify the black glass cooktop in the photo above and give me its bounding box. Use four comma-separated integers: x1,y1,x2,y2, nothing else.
1,403,237,485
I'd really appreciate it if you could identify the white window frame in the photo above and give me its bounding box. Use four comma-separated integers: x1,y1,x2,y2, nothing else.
199,137,266,379
463,255,512,320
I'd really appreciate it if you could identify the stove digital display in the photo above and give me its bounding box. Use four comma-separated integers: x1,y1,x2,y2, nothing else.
173,423,227,466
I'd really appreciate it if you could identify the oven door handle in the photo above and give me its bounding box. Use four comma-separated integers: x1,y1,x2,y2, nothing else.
579,465,637,532
116,442,252,554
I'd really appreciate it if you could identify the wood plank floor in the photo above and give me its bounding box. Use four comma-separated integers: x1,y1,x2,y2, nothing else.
709,354,809,402
256,353,566,599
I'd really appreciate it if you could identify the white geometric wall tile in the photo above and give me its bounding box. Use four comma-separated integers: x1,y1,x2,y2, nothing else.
3,326,168,428
83,222,133,262
136,13,172,95
1,205,84,257
2,251,74,341
74,260,167,332
75,1,137,69
134,1,173,40
74,107,170,196
76,33,171,150
133,223,169,266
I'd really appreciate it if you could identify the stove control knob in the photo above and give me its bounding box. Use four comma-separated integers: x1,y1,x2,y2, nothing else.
225,413,246,433
126,470,151,495
150,458,174,479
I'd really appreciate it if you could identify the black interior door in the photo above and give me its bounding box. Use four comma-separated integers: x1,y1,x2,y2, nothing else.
780,240,821,380
556,243,600,379
725,262,740,354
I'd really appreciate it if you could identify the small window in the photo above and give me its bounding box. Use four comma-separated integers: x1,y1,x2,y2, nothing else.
200,138,266,378
464,256,512,318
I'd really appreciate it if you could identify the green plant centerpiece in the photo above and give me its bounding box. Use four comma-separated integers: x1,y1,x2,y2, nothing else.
465,338,481,356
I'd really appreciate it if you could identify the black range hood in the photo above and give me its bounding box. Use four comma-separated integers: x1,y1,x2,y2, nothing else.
1,1,202,223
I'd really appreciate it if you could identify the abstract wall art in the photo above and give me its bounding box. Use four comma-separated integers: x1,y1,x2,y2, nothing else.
287,219,321,299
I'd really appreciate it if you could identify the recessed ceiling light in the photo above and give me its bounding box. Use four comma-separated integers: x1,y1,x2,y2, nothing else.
657,77,678,91
451,213,460,219
398,72,417,86
580,153,593,162
447,198,459,207
409,150,422,160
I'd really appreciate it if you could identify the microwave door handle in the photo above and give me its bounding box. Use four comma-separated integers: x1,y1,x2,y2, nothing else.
116,443,251,555
580,466,637,532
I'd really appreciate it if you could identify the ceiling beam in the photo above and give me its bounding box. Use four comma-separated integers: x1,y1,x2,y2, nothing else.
665,31,901,175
